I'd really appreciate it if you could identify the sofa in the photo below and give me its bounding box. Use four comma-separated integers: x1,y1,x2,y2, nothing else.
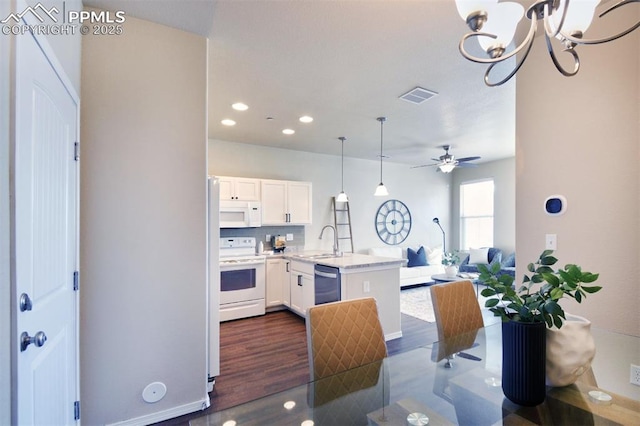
368,246,444,288
459,248,516,279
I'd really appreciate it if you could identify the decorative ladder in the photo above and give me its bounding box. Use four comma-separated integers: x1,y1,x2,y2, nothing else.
332,197,354,253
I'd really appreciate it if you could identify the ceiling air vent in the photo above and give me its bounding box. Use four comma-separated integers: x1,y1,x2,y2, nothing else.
399,86,438,105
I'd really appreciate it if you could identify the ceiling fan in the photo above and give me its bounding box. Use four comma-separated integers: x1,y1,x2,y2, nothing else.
411,145,481,173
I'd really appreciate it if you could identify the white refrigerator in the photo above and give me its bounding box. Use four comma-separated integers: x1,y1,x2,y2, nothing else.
207,177,220,391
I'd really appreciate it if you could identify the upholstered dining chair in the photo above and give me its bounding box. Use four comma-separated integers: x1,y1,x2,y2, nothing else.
430,279,484,340
306,297,388,381
430,280,484,367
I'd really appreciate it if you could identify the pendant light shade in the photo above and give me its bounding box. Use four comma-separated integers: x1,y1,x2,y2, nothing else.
336,137,349,202
374,117,389,196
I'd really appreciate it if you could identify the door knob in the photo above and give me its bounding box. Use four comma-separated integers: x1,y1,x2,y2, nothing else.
20,331,47,352
19,293,33,311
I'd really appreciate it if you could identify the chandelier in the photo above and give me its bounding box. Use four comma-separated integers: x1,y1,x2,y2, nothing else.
456,0,640,86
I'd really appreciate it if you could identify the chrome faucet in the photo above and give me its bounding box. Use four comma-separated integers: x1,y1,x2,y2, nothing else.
319,225,342,257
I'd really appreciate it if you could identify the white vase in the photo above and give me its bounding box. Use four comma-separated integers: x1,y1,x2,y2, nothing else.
444,265,458,278
545,313,596,387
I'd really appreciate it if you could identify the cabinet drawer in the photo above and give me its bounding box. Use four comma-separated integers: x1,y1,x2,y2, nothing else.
290,260,314,276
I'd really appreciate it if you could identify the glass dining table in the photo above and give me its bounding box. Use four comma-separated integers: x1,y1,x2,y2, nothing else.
192,323,640,425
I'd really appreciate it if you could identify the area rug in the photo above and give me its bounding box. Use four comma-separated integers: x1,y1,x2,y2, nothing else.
400,285,436,323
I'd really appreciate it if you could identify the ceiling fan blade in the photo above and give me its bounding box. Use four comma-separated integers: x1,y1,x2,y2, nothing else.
430,157,441,162
410,163,438,169
456,162,479,168
456,156,481,162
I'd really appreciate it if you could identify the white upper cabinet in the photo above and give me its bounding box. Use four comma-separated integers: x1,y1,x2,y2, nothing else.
219,176,261,201
261,179,312,225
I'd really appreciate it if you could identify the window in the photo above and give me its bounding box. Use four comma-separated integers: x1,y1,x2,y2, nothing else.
460,179,494,250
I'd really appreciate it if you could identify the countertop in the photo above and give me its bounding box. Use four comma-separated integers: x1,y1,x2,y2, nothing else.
282,251,404,272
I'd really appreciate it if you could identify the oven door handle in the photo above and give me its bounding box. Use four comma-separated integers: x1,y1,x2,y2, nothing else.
220,260,265,267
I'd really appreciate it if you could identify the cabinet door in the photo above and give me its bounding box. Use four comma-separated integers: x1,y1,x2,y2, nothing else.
282,261,291,307
266,259,284,307
261,180,288,224
218,178,235,200
288,181,312,224
289,272,304,315
300,272,315,314
219,177,261,201
234,178,261,201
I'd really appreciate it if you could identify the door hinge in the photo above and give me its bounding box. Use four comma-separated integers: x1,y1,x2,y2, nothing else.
74,142,79,161
74,400,80,421
73,271,79,291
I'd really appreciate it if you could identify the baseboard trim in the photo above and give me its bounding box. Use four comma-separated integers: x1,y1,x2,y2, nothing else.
107,396,210,426
385,331,403,341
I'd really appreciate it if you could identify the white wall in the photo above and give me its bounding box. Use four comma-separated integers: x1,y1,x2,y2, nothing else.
209,139,452,254
451,157,516,255
516,11,639,336
81,14,208,424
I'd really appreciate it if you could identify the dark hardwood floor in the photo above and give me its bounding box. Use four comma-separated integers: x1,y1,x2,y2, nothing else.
155,307,438,426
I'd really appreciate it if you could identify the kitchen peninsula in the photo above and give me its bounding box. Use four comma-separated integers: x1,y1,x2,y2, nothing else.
283,252,404,340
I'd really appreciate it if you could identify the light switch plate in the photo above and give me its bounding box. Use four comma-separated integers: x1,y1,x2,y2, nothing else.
545,234,557,250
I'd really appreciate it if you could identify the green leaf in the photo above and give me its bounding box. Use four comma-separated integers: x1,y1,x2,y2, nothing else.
527,263,535,273
531,274,544,284
544,300,562,315
540,249,554,258
485,299,500,308
523,275,531,283
553,315,563,329
535,266,554,274
549,287,564,300
542,273,560,287
540,255,558,266
580,273,599,283
575,290,583,303
581,285,602,294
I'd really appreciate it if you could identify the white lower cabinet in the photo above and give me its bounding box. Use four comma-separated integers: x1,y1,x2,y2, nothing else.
266,258,290,308
289,260,314,316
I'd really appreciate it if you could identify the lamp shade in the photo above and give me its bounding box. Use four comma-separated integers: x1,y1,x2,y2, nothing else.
374,183,389,197
336,191,349,202
552,0,599,35
439,163,456,173
455,0,498,21
478,2,524,53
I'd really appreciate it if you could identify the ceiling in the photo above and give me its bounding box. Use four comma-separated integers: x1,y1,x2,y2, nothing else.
84,0,518,167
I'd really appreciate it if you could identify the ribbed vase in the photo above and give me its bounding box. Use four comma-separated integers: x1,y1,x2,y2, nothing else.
502,320,546,406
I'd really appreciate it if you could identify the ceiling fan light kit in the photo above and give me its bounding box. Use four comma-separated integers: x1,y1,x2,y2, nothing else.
412,145,481,173
456,0,640,86
374,117,389,196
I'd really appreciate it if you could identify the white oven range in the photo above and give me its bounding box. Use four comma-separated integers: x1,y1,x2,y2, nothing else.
219,237,266,322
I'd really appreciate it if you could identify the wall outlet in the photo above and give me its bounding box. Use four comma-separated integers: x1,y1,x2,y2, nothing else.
286,233,293,241
265,234,271,242
363,281,370,293
631,364,640,386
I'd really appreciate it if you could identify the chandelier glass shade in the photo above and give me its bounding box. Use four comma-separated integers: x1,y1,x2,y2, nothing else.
456,0,640,86
336,137,349,202
438,162,456,173
374,117,389,197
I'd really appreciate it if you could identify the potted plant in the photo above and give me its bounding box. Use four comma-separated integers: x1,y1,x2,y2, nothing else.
442,251,460,277
478,250,601,406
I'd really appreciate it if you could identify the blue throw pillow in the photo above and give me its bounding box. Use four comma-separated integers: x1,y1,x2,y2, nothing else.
407,246,428,267
502,252,516,268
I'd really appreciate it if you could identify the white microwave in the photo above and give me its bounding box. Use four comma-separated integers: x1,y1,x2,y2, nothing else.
219,201,262,228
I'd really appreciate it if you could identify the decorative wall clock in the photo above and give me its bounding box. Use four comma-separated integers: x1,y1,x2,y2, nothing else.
375,199,411,245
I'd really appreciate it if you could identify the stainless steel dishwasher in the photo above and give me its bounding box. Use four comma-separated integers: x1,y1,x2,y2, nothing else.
314,264,341,305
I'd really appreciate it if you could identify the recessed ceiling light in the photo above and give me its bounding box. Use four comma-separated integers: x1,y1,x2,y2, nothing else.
282,129,295,135
299,115,313,123
221,119,236,126
232,102,248,111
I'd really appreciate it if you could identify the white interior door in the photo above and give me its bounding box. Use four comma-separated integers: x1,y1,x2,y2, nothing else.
15,30,79,425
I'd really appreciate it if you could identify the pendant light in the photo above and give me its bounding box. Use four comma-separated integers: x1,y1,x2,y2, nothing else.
374,117,389,196
336,137,349,202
